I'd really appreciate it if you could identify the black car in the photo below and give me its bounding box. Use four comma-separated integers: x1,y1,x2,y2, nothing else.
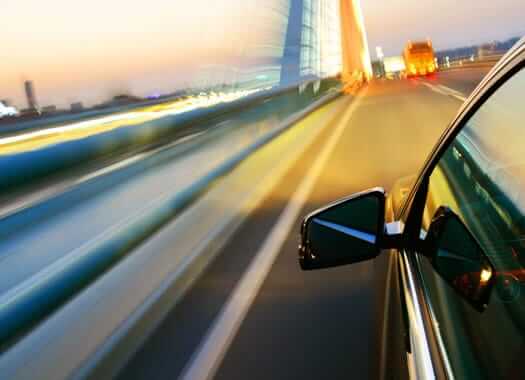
298,38,525,380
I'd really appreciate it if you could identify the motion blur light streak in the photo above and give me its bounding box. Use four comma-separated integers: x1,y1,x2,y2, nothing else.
0,87,266,155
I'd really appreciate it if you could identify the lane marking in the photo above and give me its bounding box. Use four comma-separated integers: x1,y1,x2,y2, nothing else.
179,93,362,380
436,84,464,97
420,81,467,102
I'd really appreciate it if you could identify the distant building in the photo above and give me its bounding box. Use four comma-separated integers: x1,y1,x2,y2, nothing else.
478,42,498,58
96,94,142,109
24,80,38,111
70,102,84,112
383,56,406,75
41,105,57,114
436,37,520,64
19,108,40,117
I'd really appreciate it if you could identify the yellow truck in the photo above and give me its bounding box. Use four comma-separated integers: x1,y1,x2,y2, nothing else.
403,40,436,77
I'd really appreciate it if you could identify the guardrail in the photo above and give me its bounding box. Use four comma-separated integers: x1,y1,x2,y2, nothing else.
0,77,342,349
0,86,348,380
0,78,340,195
438,54,503,71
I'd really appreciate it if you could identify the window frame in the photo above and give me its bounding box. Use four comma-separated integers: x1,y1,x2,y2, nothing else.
396,40,525,380
399,43,525,229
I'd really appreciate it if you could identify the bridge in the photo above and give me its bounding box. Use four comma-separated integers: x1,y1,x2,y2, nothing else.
0,1,500,379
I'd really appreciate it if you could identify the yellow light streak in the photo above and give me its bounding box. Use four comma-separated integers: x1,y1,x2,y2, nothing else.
0,87,267,155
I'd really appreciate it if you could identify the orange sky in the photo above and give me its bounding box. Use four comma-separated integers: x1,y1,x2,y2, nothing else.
2,0,272,108
2,0,524,108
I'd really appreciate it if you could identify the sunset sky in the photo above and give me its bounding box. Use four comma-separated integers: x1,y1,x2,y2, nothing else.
2,0,267,108
362,0,525,56
2,0,524,108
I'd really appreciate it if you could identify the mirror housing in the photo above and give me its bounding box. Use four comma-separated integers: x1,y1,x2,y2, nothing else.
298,187,495,312
425,206,495,311
299,188,386,270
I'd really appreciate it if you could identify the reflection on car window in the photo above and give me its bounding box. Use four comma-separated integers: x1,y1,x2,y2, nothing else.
421,68,525,380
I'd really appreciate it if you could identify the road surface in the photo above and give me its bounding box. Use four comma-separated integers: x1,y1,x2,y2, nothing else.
119,68,490,380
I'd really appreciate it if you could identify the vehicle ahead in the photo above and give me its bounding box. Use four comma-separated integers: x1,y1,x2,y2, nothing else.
404,40,436,77
299,38,525,380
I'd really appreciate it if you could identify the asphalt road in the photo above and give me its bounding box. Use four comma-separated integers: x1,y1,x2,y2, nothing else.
119,68,488,380
435,67,492,95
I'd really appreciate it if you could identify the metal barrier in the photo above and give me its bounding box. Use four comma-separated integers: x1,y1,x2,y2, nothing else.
0,78,340,194
439,54,503,71
0,78,342,349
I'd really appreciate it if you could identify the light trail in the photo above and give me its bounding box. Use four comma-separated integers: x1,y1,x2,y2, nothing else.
0,87,269,155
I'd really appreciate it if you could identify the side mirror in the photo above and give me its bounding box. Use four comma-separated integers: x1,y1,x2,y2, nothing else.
426,206,495,311
299,188,385,270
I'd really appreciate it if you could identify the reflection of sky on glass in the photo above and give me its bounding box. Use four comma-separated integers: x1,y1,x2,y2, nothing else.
460,68,525,203
363,0,525,57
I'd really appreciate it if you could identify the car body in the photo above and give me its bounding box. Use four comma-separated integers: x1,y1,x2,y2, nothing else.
299,38,525,379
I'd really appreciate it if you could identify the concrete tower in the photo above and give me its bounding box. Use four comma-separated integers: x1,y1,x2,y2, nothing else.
24,80,38,111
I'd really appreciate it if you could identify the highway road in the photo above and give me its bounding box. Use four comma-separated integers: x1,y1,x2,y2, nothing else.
118,67,490,380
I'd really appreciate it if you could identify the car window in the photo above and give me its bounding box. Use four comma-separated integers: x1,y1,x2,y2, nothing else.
420,67,525,379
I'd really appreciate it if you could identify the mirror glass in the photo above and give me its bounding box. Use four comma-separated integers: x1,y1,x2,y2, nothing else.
300,189,384,270
427,207,495,311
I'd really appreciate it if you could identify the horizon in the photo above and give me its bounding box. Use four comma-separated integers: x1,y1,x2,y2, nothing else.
2,0,524,110
362,0,525,57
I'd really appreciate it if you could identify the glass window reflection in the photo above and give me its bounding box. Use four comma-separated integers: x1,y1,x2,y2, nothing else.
421,68,525,379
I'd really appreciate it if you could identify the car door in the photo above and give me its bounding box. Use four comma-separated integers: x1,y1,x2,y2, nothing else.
405,58,525,379
298,40,525,380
